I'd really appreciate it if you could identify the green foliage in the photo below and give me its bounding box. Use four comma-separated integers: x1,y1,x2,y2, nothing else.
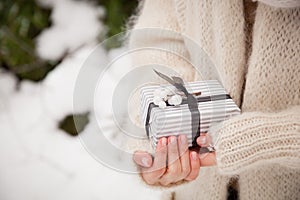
99,0,138,37
93,0,138,49
59,113,90,136
0,0,58,81
0,0,138,81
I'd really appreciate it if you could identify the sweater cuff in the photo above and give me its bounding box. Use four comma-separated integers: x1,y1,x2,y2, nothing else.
213,106,300,175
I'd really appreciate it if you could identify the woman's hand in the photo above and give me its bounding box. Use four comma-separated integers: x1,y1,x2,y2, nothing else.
133,135,200,186
196,134,216,166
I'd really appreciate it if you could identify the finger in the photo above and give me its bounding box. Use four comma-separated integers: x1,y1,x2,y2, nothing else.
159,136,182,185
142,137,167,184
133,151,153,168
196,133,212,147
167,136,181,167
185,151,200,181
178,135,191,178
199,152,216,166
152,137,168,171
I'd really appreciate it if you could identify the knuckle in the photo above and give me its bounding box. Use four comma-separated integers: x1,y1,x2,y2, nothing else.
142,174,154,185
145,179,156,185
168,166,181,176
185,177,193,181
157,169,166,177
151,168,166,178
160,179,171,186
142,174,158,185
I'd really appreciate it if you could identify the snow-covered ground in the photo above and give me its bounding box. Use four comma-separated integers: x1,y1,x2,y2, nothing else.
0,0,161,199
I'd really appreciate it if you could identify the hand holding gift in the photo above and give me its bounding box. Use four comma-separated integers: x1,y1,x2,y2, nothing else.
133,134,216,186
134,70,240,186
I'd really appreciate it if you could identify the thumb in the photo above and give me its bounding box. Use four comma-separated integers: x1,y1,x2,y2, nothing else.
133,151,153,168
196,134,211,147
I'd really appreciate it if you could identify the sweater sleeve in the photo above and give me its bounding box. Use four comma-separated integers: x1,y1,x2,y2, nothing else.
213,105,300,175
128,0,196,82
126,0,195,152
253,0,300,8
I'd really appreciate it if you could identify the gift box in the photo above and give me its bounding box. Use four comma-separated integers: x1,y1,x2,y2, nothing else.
140,78,240,148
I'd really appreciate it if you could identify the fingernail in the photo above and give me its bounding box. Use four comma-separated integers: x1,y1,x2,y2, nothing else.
161,137,167,146
169,136,176,144
191,151,198,160
141,157,150,167
180,135,187,144
199,136,206,145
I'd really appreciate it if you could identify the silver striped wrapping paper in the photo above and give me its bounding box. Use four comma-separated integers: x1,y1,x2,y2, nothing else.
140,80,240,148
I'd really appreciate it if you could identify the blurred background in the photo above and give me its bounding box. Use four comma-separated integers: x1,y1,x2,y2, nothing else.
0,0,162,199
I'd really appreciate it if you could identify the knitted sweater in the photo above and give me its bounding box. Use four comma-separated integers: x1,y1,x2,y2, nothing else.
127,0,300,199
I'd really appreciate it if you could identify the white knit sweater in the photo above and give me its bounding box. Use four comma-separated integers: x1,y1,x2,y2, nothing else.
127,0,300,199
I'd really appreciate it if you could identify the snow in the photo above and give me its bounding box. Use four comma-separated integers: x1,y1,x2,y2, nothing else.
0,0,161,199
41,44,108,120
36,0,105,61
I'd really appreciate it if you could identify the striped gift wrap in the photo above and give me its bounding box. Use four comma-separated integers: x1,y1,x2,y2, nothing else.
140,80,240,148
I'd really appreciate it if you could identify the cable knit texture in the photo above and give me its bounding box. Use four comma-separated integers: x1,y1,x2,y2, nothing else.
127,0,300,199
